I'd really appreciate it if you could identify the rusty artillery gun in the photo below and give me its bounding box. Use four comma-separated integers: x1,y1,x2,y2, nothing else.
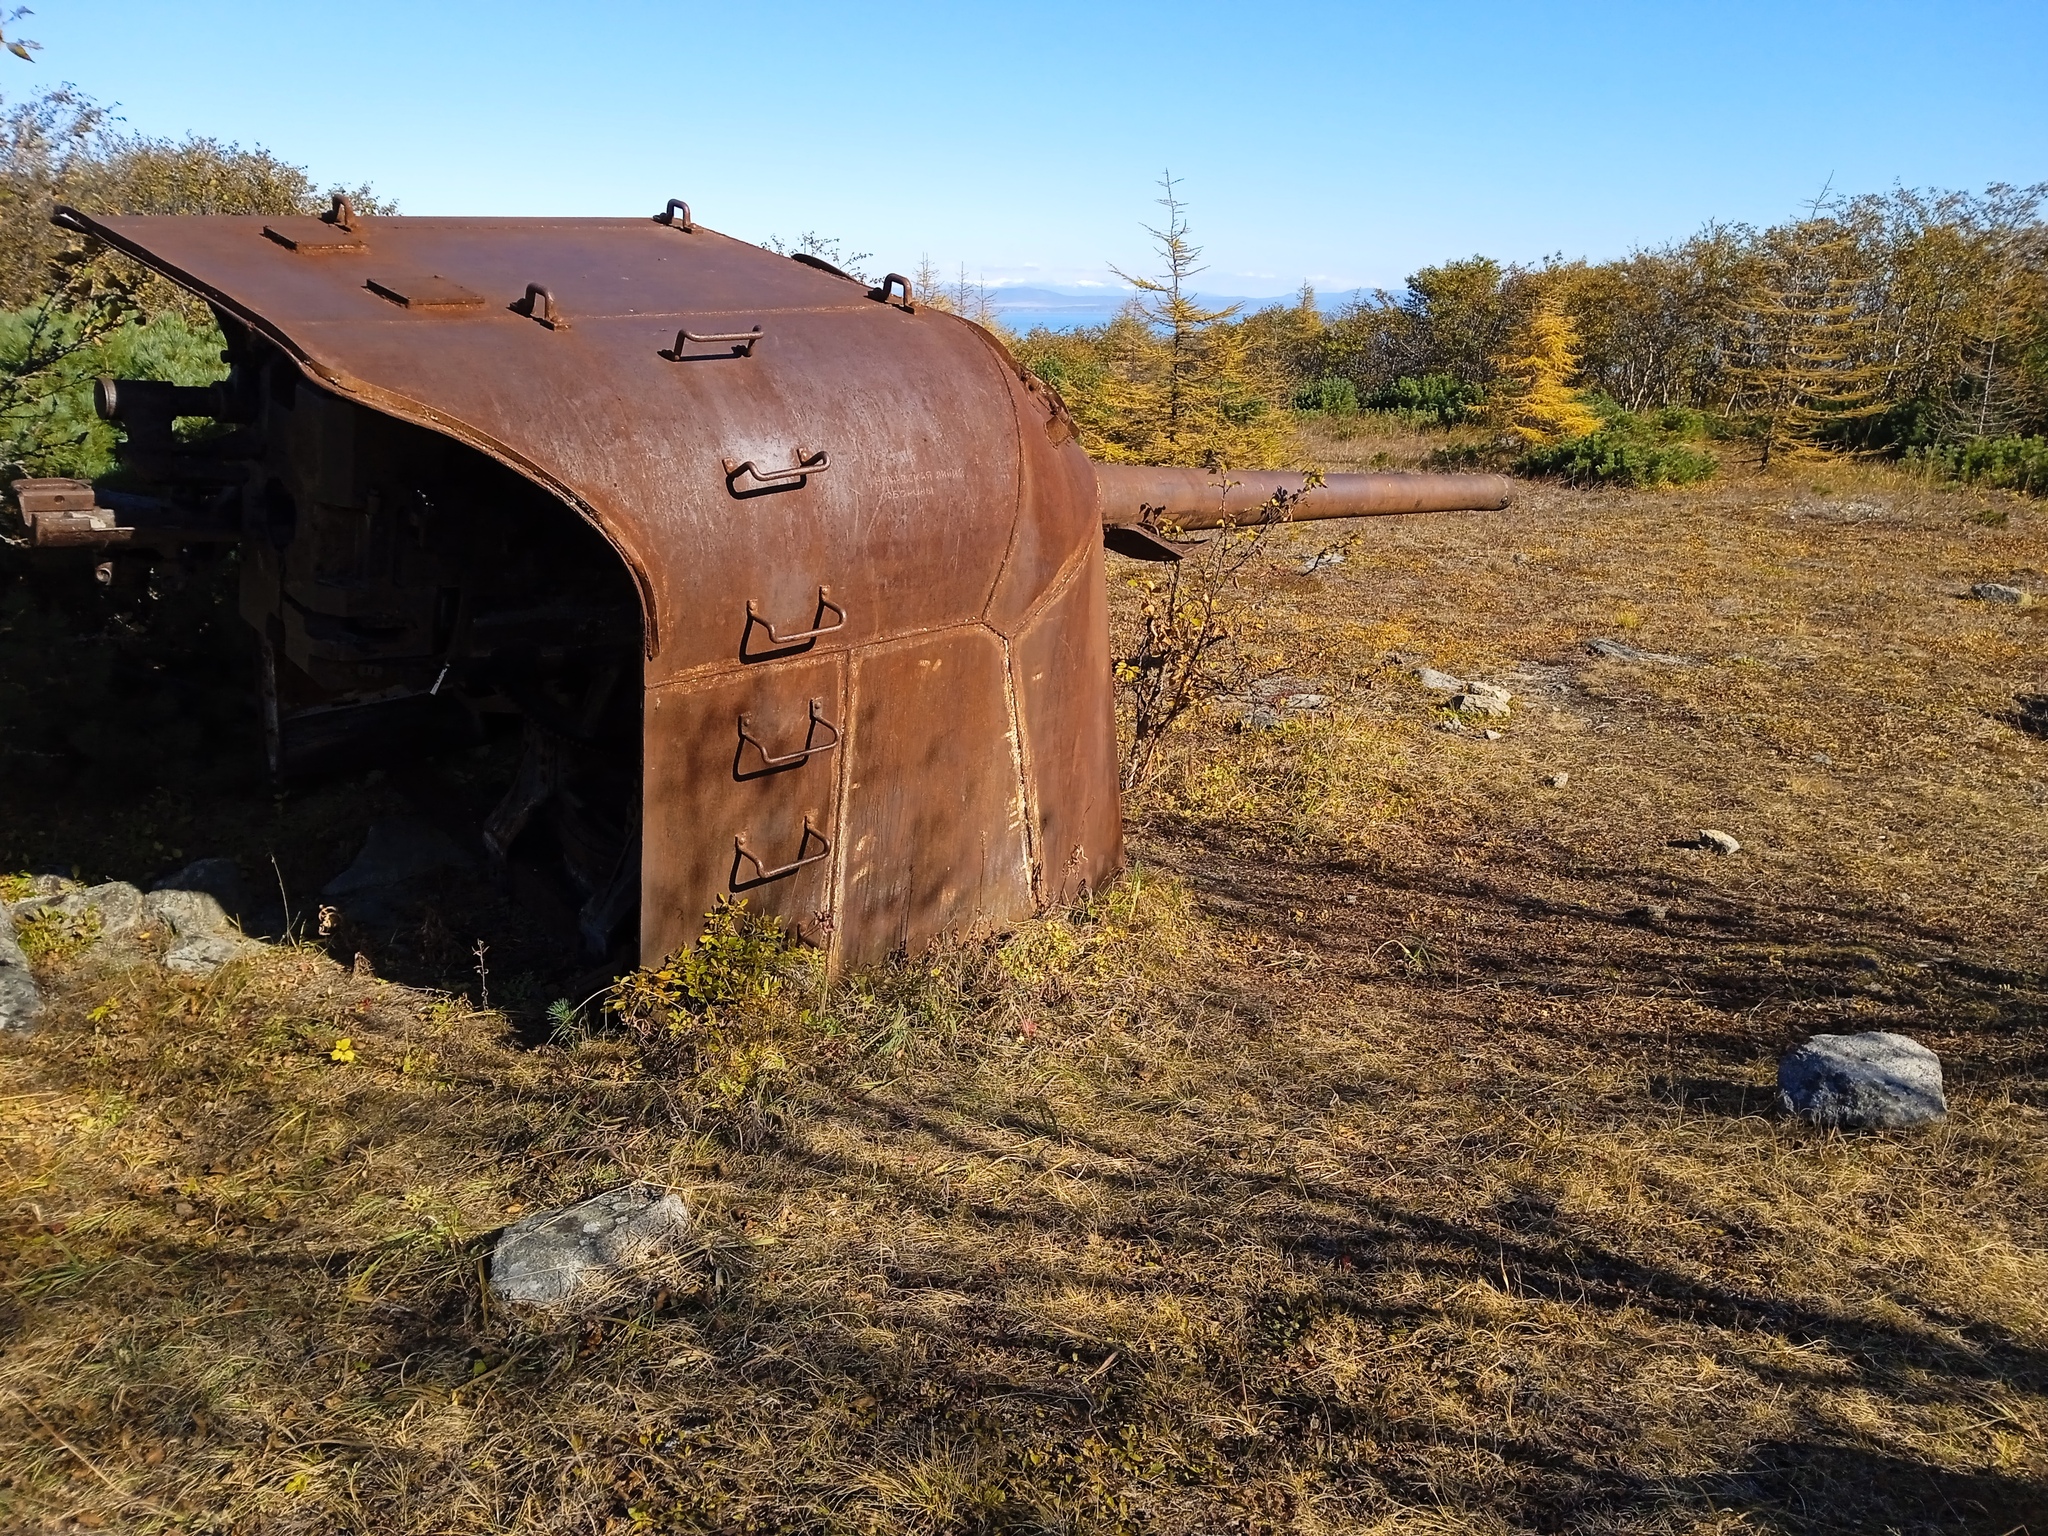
15,198,1509,970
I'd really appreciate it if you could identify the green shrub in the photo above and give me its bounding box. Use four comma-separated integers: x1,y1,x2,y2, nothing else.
1521,429,1716,487
1904,435,2048,495
0,307,226,479
1292,375,1359,415
1366,372,1485,424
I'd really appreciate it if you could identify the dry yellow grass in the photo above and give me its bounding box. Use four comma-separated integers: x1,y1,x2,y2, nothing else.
2,464,2045,1534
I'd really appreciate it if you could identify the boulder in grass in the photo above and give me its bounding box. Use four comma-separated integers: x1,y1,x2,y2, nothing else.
1452,687,1512,718
1778,1031,1946,1129
0,904,41,1035
490,1184,691,1308
1971,583,2031,606
1414,667,1467,694
152,858,247,924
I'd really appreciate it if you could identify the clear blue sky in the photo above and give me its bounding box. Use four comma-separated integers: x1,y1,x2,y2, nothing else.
28,0,2048,296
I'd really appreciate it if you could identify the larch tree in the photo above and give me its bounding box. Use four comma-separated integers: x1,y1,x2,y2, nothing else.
1487,292,1602,444
1723,218,1885,465
1088,172,1293,469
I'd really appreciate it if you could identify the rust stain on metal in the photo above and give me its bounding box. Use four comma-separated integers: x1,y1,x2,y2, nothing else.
42,203,1510,973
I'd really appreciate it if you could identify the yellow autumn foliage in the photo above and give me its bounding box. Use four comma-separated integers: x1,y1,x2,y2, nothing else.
1488,297,1603,444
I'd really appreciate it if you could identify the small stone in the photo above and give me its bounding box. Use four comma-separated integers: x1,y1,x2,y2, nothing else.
1436,716,1466,733
1625,903,1670,923
1697,829,1741,855
1547,772,1570,788
1451,690,1511,718
0,903,42,1035
1778,1031,1946,1129
1238,705,1283,732
1414,667,1467,694
1971,582,2031,606
1301,549,1345,573
490,1184,691,1308
1482,729,1502,741
1281,693,1329,711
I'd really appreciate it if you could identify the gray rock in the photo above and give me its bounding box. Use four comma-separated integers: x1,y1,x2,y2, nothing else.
1301,549,1345,573
146,887,237,940
1697,829,1741,855
1282,693,1329,711
1779,1031,1946,1129
1481,729,1503,741
1971,582,2031,606
0,904,41,1035
490,1184,691,1308
1588,638,1693,665
147,886,259,975
1452,689,1511,718
8,877,258,977
1238,705,1283,732
13,880,150,936
164,933,259,977
1414,667,1467,694
1547,772,1570,788
151,858,245,922
322,817,471,898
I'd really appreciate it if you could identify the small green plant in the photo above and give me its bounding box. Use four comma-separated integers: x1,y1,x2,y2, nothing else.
607,899,816,1106
545,997,586,1045
1905,434,2048,495
12,904,99,966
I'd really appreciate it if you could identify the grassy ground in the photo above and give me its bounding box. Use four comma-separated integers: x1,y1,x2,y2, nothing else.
2,458,2045,1534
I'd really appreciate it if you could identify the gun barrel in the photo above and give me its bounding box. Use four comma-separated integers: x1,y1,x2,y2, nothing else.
1094,464,1512,531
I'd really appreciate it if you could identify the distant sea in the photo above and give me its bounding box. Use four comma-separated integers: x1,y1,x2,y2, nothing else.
983,285,1351,332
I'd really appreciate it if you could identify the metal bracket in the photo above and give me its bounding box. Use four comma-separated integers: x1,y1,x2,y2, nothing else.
668,325,762,360
733,816,831,885
324,193,355,231
870,272,915,312
724,448,828,494
738,698,840,771
657,198,694,231
514,283,568,330
744,586,846,647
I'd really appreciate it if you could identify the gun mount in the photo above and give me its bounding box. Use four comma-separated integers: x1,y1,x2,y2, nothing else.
21,202,1509,970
